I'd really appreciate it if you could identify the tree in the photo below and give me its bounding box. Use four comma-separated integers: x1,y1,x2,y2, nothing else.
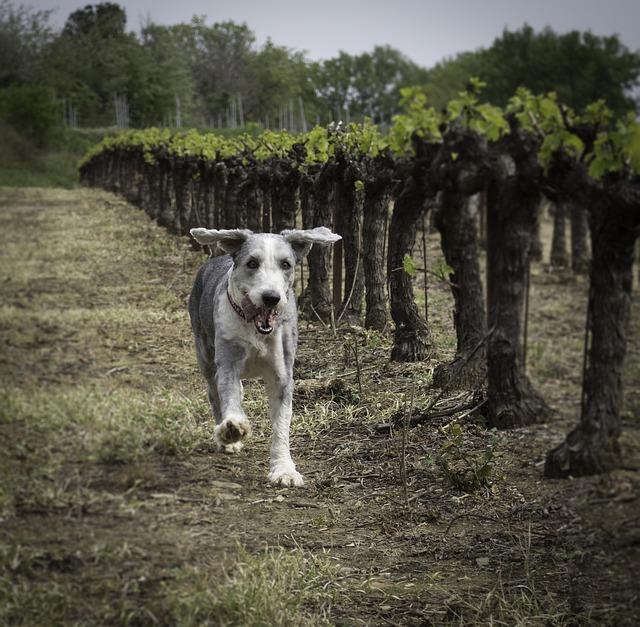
139,23,198,126
422,26,640,116
247,40,318,129
422,52,487,111
190,18,254,122
0,0,53,87
431,128,489,389
312,51,356,122
485,127,552,428
480,25,640,114
546,179,639,475
42,2,140,125
352,46,428,124
0,83,60,144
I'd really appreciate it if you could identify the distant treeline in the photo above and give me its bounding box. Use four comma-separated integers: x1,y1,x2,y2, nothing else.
1,0,639,142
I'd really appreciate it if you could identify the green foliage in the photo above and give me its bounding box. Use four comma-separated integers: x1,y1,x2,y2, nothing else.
481,25,640,115
0,0,53,87
506,88,584,171
313,45,428,126
446,78,509,141
433,423,496,492
0,84,61,145
433,258,454,282
402,253,417,276
388,86,441,155
304,125,330,163
78,83,640,187
0,124,107,187
587,112,640,178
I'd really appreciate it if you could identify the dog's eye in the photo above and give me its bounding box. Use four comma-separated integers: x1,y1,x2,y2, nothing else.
247,259,259,269
281,260,291,270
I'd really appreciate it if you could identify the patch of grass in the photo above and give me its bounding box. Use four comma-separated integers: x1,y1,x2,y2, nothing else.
0,541,159,625
0,386,214,516
0,386,213,464
0,124,112,189
443,578,571,626
164,545,339,626
430,529,574,626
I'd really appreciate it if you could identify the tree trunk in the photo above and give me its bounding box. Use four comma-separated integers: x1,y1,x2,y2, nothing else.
261,183,272,233
478,190,487,250
433,191,487,389
156,159,175,232
388,177,434,361
336,160,365,323
201,162,216,229
529,200,544,261
270,161,300,232
545,196,639,477
245,176,262,232
213,163,227,230
550,202,568,267
302,166,334,321
569,201,590,274
222,166,247,229
486,175,552,428
363,162,393,331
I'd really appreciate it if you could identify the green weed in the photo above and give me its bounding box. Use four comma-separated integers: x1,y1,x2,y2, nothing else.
433,422,497,492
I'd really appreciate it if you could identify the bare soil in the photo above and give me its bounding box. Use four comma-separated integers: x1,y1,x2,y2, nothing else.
1,187,639,625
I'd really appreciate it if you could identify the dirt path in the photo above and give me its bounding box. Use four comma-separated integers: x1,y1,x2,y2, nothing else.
1,187,639,625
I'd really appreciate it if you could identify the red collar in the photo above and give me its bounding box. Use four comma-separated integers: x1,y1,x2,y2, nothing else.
227,289,247,321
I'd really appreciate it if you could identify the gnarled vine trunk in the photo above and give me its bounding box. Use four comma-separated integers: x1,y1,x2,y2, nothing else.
486,154,552,428
433,191,487,389
545,190,640,476
222,165,247,229
302,165,334,321
570,201,590,274
388,176,434,361
550,202,569,267
270,159,300,232
335,158,365,322
363,157,394,331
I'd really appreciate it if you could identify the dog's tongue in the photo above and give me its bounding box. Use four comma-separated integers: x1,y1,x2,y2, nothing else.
240,296,277,334
240,295,259,320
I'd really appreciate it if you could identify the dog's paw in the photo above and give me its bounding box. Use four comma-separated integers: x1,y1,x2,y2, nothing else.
219,440,244,454
214,417,252,449
268,466,305,487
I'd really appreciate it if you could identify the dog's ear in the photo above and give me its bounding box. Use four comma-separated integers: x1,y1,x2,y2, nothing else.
190,228,252,254
280,227,342,262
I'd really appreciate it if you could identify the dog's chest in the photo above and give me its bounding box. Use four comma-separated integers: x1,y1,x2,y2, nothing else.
241,350,270,379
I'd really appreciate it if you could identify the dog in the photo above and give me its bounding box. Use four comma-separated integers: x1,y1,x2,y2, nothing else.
188,227,341,487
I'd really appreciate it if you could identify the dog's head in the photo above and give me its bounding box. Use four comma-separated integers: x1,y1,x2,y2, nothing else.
190,227,341,334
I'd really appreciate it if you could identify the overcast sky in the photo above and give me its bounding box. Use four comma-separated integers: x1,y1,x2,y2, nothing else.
38,0,640,68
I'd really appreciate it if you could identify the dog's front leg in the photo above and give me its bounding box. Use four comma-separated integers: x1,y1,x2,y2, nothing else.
213,341,252,453
264,370,304,487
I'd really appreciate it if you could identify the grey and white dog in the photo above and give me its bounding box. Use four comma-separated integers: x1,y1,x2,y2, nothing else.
188,227,341,487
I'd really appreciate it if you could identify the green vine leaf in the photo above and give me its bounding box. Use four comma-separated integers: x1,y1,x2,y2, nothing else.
402,253,417,276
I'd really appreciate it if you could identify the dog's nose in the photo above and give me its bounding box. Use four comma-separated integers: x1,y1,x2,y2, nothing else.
262,291,281,308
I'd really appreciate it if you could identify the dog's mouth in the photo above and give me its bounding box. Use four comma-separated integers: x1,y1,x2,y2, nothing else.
253,308,278,335
239,295,278,335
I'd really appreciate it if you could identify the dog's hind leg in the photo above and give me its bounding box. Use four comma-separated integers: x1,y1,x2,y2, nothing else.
194,335,221,421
